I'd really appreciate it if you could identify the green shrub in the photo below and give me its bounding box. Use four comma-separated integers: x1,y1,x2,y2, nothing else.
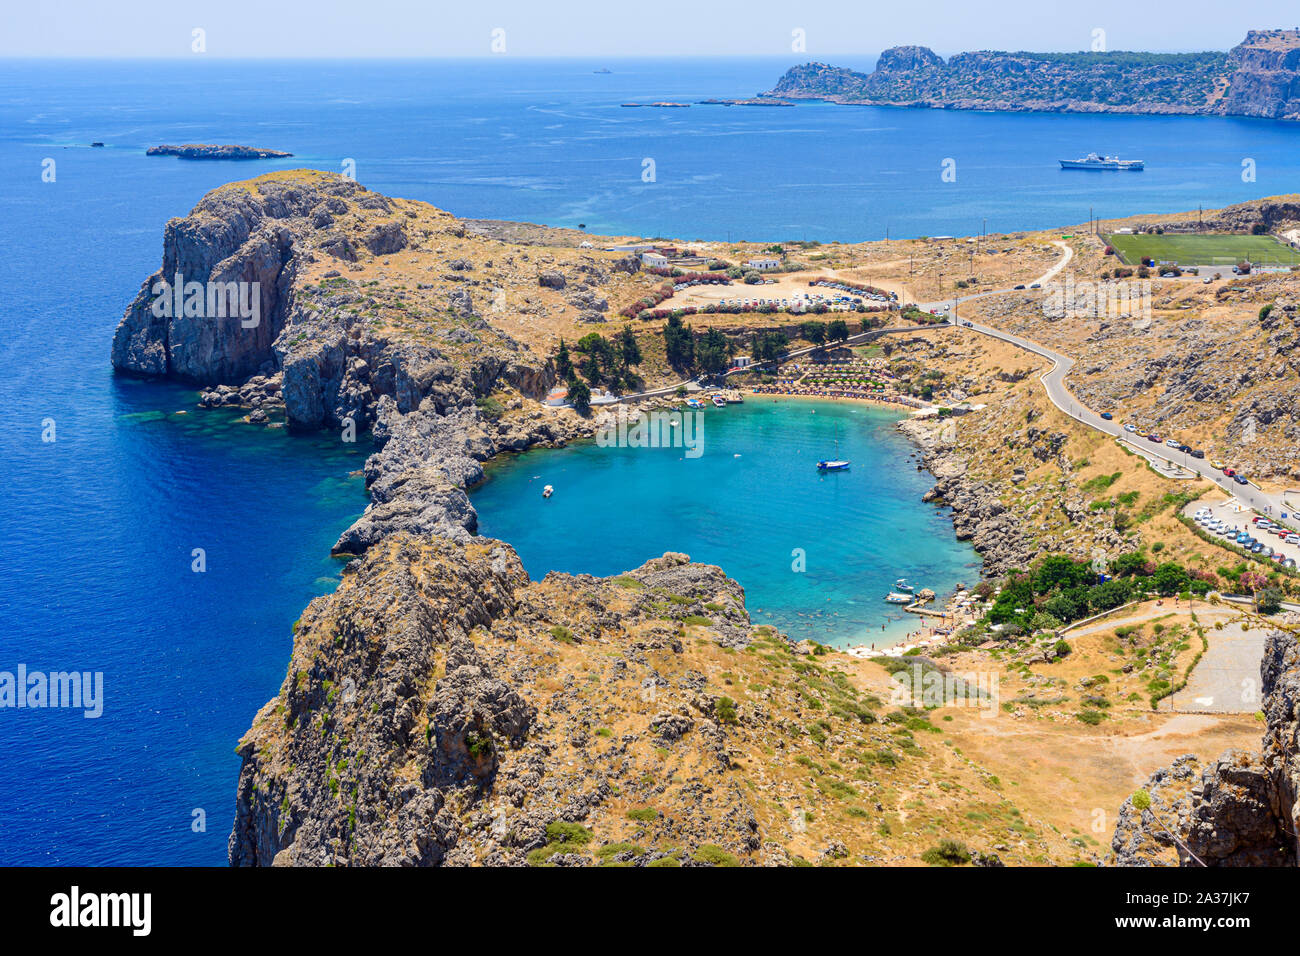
920,839,971,866
692,844,740,867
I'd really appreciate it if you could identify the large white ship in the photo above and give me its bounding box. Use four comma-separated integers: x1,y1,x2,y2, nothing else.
1060,152,1144,170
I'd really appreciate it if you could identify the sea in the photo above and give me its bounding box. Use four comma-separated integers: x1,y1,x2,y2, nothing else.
1,56,1297,865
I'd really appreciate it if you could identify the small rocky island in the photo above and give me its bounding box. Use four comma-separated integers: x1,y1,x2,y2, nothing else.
147,144,293,160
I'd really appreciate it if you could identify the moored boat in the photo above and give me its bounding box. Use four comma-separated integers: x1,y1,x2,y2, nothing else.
817,459,850,471
895,578,914,592
542,484,553,499
884,592,913,604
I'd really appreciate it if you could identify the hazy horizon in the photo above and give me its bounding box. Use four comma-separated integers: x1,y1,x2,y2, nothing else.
3,0,1297,59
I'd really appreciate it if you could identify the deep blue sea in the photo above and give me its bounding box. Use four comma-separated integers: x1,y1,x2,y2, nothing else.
1,57,1298,865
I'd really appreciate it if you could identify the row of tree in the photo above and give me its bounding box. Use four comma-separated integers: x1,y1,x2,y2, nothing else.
555,326,643,412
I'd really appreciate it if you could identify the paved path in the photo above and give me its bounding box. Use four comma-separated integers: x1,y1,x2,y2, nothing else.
1165,618,1268,714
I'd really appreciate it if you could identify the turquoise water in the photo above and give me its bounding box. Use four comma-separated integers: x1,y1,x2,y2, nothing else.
471,399,980,647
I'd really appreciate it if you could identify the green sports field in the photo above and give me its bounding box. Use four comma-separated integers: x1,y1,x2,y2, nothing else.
1105,232,1300,267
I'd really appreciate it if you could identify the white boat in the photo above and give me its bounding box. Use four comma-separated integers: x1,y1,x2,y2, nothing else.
1059,152,1144,171
885,592,913,604
542,485,553,499
895,578,914,592
712,395,727,407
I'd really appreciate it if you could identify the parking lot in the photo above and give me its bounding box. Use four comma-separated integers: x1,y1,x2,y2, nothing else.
1185,498,1300,570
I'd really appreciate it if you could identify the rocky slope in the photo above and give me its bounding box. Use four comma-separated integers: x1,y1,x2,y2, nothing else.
1111,618,1299,866
767,30,1300,120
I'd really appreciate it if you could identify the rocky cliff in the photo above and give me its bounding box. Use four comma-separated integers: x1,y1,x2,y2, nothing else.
767,30,1300,120
1112,619,1300,866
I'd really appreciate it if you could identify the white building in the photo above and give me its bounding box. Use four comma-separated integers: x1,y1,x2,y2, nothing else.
744,257,780,271
640,252,668,268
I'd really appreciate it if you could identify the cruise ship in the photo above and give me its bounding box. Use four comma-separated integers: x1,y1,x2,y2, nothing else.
1060,152,1144,171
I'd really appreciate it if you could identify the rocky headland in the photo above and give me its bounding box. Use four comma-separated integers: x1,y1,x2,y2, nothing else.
765,29,1300,121
111,170,625,555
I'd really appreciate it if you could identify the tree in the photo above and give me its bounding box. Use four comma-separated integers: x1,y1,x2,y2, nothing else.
1088,578,1131,612
662,314,695,371
555,339,573,381
1110,552,1149,578
827,318,850,343
696,328,730,375
1034,555,1091,594
618,325,641,367
1151,562,1190,597
566,377,591,414
1043,588,1088,624
801,321,826,345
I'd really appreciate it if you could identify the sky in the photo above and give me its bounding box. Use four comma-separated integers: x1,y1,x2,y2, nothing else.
2,0,1297,58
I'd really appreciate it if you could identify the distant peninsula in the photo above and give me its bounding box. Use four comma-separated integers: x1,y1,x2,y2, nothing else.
763,29,1300,121
146,144,293,160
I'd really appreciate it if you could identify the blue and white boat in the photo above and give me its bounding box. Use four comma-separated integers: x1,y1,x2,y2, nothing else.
1059,152,1144,171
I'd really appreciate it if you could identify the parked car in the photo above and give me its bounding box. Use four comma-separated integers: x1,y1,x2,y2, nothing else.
1123,423,1137,433
1100,412,1113,420
1147,434,1162,443
1013,284,1026,290
1191,449,1205,459
1165,439,1181,449
1210,459,1225,469
1234,474,1249,485
1223,467,1236,477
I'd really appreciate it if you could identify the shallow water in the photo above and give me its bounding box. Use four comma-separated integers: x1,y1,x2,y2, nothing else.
472,398,981,647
